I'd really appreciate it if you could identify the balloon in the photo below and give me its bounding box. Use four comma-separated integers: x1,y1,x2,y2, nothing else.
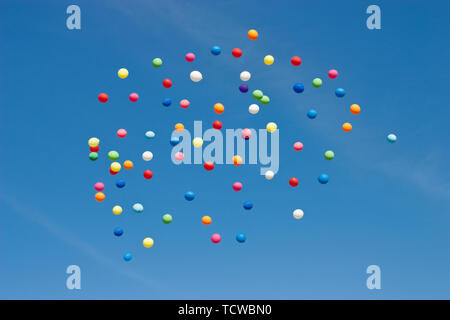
232,155,242,166
293,83,304,93
109,168,118,175
342,122,352,132
190,70,203,82
289,177,299,187
232,182,242,191
213,120,222,130
94,182,104,191
89,152,98,161
232,48,242,58
185,191,195,201
170,136,181,146
108,150,119,161
211,46,222,55
116,179,126,188
118,68,128,79
174,152,184,161
350,104,360,115
312,78,322,88
248,104,259,114
129,93,139,102
88,137,100,147
132,203,143,213
113,227,123,236
213,103,224,114
239,84,249,93
180,99,190,108
90,145,99,152
123,253,132,261
264,55,274,65
248,29,258,40
192,137,203,148
211,233,221,244
387,133,397,143
98,93,108,103
117,129,127,138
162,214,172,224
240,71,251,81
143,237,154,248
123,160,133,169
142,151,153,161
293,209,304,220
307,109,317,119
243,201,253,210
241,128,252,140
185,52,195,62
152,58,162,67
163,79,172,88
291,56,302,66
265,170,274,180
328,69,338,79
204,161,214,171
335,88,346,97
143,170,153,179
145,131,155,139
202,216,212,225
260,96,270,105
112,205,123,215
110,162,121,172
318,174,329,184
162,98,172,106
236,233,246,243
293,142,303,151
252,90,263,100
266,122,277,133
174,123,184,132
95,192,105,202
324,150,334,160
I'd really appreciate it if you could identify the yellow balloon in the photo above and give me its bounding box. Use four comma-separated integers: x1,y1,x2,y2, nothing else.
266,122,278,133
118,68,129,79
232,155,243,166
192,137,203,148
88,137,99,147
264,55,274,65
143,237,154,248
110,162,121,172
112,205,123,215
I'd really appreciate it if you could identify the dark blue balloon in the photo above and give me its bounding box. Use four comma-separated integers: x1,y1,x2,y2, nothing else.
318,174,329,184
211,45,222,55
236,233,246,243
114,227,123,237
116,179,126,188
239,84,248,93
162,98,172,106
243,201,253,210
170,136,180,146
307,109,317,119
123,253,132,261
184,191,195,201
293,83,304,93
335,88,346,97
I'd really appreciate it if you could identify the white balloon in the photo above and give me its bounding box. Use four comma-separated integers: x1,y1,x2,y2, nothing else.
293,209,304,220
190,70,203,82
142,151,153,161
240,71,251,81
265,170,274,180
249,104,259,115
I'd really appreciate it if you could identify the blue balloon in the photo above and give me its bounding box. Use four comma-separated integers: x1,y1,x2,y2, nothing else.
335,88,346,97
211,45,222,55
184,191,195,201
114,227,123,237
239,84,248,93
293,83,304,93
307,109,317,119
116,179,126,188
243,201,253,210
162,98,172,106
123,253,132,261
170,136,180,146
236,233,246,243
318,174,329,184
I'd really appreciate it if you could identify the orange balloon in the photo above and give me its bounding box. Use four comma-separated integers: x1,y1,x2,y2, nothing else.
248,29,258,40
95,192,105,202
350,104,360,115
202,216,212,225
123,160,133,169
342,122,352,132
214,103,224,114
232,155,243,166
175,123,184,132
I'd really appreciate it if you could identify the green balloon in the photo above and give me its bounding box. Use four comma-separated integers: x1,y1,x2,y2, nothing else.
108,150,119,161
260,95,270,105
162,214,173,224
252,90,263,100
324,150,334,160
89,152,98,161
152,58,162,67
312,78,322,88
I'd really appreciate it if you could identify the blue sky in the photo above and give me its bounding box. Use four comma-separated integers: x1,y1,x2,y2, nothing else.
1,0,449,299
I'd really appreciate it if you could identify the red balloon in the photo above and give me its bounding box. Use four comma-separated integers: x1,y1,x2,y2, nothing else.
291,56,302,66
90,145,99,152
163,79,172,88
212,120,223,130
109,168,118,175
98,93,109,103
143,170,153,179
232,48,242,58
289,177,299,187
204,161,214,171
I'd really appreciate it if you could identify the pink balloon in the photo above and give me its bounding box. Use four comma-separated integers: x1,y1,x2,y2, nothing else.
129,93,139,102
241,128,252,140
174,152,184,161
232,182,242,191
180,99,190,109
293,142,303,151
211,233,221,244
328,69,338,79
185,52,195,62
117,129,127,138
94,182,104,191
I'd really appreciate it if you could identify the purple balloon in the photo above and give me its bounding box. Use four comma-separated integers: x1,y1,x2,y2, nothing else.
239,84,249,93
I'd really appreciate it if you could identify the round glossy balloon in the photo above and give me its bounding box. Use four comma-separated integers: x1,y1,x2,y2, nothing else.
190,70,203,82
266,122,277,133
174,152,184,161
89,152,98,161
243,201,253,210
142,151,153,161
90,145,99,152
145,131,155,139
112,205,122,215
232,48,242,58
260,96,270,105
324,150,334,160
109,168,118,175
252,90,263,100
318,174,329,184
152,58,162,67
123,160,133,169
291,56,302,66
88,137,100,147
123,253,132,261
307,109,317,119
342,122,352,132
264,55,274,65
162,214,172,224
143,237,154,248
265,170,274,180
116,179,126,188
240,71,251,81
170,137,180,146
248,29,258,40
312,78,322,88
202,216,212,225
162,98,172,107
185,52,195,62
232,182,242,191
387,134,397,143
232,155,242,166
174,123,184,132
95,192,105,202
185,191,195,201
328,69,338,79
293,209,304,220
98,93,108,103
335,88,346,97
204,161,214,171
214,103,224,114
211,46,222,55
180,99,190,108
213,120,222,130
289,177,299,187
129,93,139,102
192,137,203,148
113,227,123,236
163,79,172,88
249,104,259,114
108,150,119,161
293,83,304,93
241,128,252,140
143,170,153,179
94,182,104,191
132,203,143,213
236,233,246,243
350,104,361,115
293,142,303,151
110,162,121,172
211,233,221,244
239,84,248,93
117,129,127,138
118,68,128,79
